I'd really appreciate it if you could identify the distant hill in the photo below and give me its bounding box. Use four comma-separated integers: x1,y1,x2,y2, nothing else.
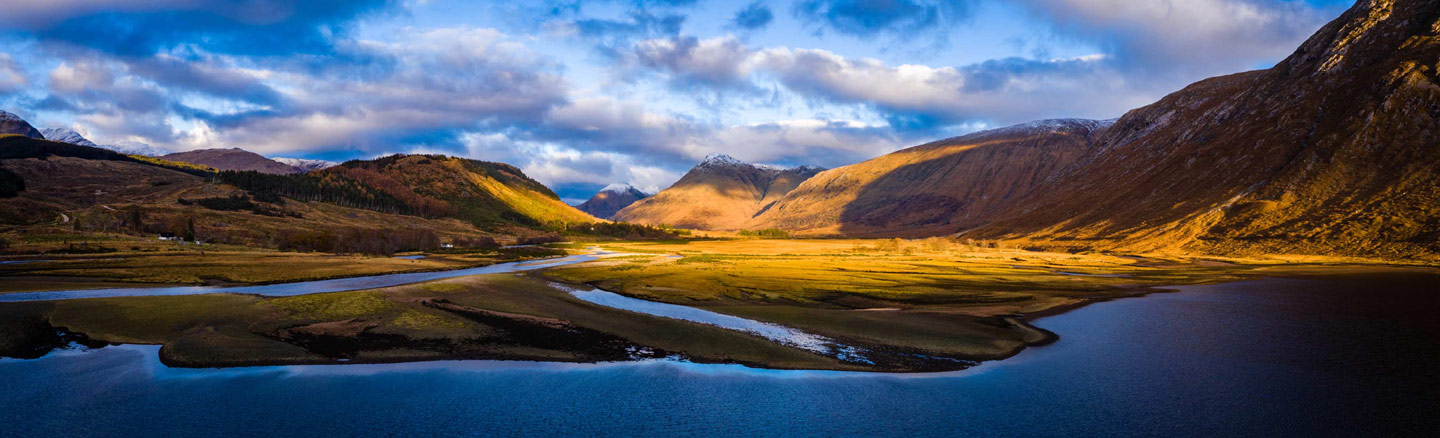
614,154,824,230
162,148,301,174
575,183,652,219
0,135,488,246
39,128,170,157
106,141,169,157
0,111,44,139
748,119,1109,236
4,136,596,236
39,128,99,147
303,154,597,229
273,157,337,172
1,137,598,241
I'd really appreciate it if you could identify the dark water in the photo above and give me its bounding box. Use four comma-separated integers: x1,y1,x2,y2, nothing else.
3,274,1438,437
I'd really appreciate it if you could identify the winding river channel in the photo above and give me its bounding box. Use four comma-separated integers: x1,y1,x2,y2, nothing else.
1,263,1437,436
0,252,609,302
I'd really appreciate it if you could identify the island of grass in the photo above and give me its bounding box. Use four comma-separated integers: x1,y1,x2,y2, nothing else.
2,238,1434,372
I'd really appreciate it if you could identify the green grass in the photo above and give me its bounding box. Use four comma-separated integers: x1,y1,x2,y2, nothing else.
269,292,398,320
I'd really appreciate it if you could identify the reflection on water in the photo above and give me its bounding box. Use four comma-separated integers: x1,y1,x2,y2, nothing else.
567,286,870,362
3,274,1438,437
0,252,603,303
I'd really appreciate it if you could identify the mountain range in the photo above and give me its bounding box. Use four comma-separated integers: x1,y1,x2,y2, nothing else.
37,127,170,157
612,154,824,230
0,134,600,245
615,0,1439,259
1,0,1434,260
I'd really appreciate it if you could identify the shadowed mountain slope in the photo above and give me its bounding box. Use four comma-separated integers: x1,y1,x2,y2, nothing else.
576,183,651,219
0,136,488,245
747,119,1109,236
0,111,43,139
162,148,301,174
957,0,1440,259
315,154,597,229
614,154,824,230
3,137,593,238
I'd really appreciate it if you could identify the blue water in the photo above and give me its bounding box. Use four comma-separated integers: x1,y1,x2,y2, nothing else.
3,275,1438,437
569,287,839,353
0,253,603,302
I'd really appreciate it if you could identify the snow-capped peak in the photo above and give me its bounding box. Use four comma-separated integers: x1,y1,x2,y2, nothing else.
37,127,168,156
600,182,655,196
699,153,745,166
40,128,98,147
601,182,636,193
107,140,169,157
273,157,338,172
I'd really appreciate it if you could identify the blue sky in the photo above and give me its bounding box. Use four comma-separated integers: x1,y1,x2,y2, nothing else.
0,0,1352,203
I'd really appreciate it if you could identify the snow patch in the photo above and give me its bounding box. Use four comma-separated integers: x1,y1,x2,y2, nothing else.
699,153,745,167
273,157,338,171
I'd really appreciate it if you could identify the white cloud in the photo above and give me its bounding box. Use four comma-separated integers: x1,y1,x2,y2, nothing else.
0,54,28,94
1014,0,1335,74
623,36,1150,126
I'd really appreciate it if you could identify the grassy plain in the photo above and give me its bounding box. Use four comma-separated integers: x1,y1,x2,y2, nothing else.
543,238,1435,363
3,237,1431,372
0,273,846,369
0,230,566,293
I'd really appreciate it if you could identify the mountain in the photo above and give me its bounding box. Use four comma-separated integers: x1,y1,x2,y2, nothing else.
1,137,597,243
613,154,824,230
575,183,652,219
106,140,169,157
39,128,170,157
747,119,1110,236
307,154,597,229
39,128,99,147
273,157,337,172
958,0,1440,260
744,0,1437,260
0,111,43,139
161,148,302,174
0,135,491,245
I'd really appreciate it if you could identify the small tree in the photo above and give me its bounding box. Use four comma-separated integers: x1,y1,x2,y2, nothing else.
183,217,196,242
128,207,144,234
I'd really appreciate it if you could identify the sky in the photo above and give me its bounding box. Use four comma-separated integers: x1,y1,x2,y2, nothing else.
0,0,1353,203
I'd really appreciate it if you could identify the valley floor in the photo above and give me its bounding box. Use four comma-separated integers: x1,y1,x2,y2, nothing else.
1,238,1433,372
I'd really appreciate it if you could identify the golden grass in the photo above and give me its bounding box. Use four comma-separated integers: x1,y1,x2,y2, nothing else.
269,292,398,320
0,251,478,286
549,238,1203,316
128,155,217,172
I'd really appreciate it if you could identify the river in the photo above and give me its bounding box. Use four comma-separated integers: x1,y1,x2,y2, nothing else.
2,273,1437,436
0,252,607,302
